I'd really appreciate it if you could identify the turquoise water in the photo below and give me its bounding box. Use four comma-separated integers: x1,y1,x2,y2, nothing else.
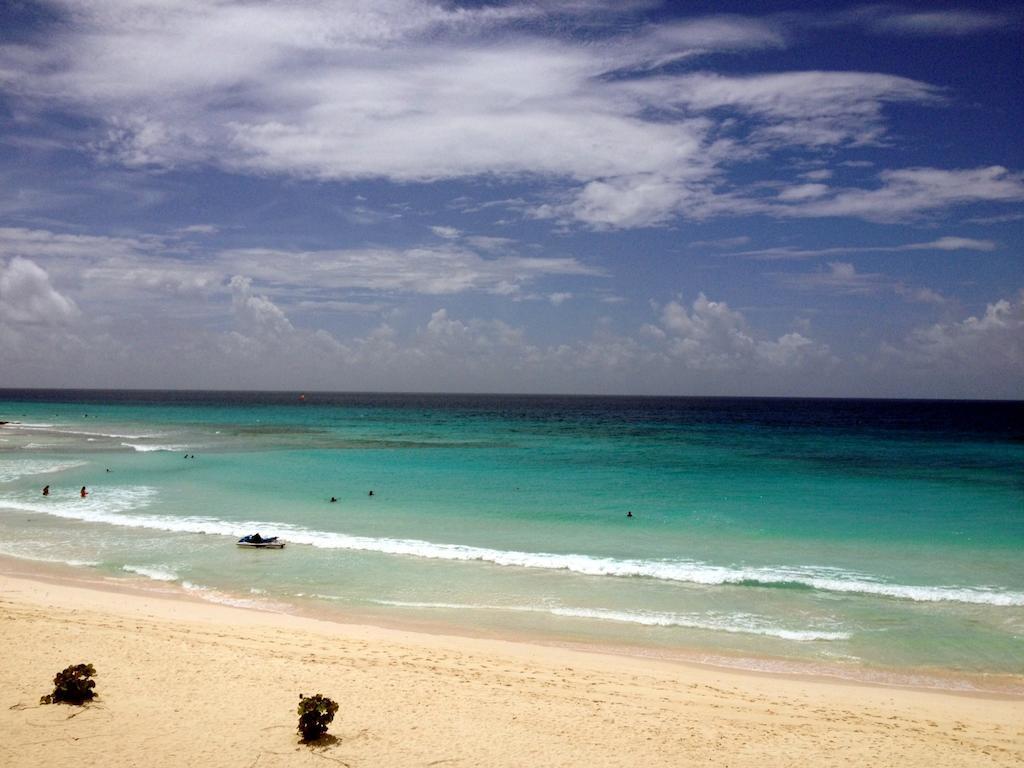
1,391,1022,689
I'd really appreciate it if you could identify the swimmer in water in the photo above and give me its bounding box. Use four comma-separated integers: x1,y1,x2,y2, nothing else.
330,497,337,503
368,490,374,497
626,510,633,518
42,485,49,496
80,486,88,498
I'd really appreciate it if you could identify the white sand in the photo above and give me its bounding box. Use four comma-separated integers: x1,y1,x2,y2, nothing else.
1,564,1021,767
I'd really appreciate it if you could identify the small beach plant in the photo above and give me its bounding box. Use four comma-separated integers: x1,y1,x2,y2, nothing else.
40,663,97,705
297,693,338,742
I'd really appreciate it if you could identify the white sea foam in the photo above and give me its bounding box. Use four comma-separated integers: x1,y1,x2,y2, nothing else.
279,531,1024,607
370,600,849,641
182,581,289,611
5,499,1023,607
0,459,89,483
7,423,160,440
547,607,850,641
121,443,188,453
122,564,178,582
80,430,161,439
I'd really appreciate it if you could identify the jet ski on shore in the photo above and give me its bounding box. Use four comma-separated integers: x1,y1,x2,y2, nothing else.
237,533,285,549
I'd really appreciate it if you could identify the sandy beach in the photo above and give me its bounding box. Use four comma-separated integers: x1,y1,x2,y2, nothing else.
0,560,1020,767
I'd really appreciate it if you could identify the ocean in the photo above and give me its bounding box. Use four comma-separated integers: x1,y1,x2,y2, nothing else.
1,390,1021,691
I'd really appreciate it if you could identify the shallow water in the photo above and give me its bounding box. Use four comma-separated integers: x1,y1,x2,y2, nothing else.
1,390,1022,688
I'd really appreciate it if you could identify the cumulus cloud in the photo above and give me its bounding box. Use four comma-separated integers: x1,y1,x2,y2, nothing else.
0,227,218,303
229,275,294,338
0,257,78,324
655,293,829,371
879,294,1024,396
0,226,602,316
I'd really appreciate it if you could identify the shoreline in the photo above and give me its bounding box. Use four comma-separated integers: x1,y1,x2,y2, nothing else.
2,560,1022,766
2,552,1022,700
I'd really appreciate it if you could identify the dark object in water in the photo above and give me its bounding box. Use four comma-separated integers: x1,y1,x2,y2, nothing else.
237,534,285,549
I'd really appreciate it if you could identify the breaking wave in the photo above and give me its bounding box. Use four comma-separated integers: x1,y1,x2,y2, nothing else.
5,498,1023,607
122,564,178,582
121,443,189,453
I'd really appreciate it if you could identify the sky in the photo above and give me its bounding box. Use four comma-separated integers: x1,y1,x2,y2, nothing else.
0,1,1022,398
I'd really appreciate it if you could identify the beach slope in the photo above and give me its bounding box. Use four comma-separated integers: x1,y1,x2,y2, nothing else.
1,571,1021,767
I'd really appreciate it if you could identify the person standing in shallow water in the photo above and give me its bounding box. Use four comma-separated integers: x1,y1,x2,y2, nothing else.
42,485,49,496
80,486,88,498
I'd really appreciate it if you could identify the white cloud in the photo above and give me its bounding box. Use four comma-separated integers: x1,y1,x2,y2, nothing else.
0,257,78,324
777,183,830,201
688,235,751,249
778,166,1024,221
734,236,997,260
464,236,517,252
430,226,461,240
229,275,294,338
869,11,1015,36
628,70,939,147
779,261,946,303
781,261,885,294
0,2,954,230
549,174,700,229
904,236,997,252
340,204,402,226
0,227,219,304
655,293,829,371
800,169,833,181
173,224,219,235
0,226,158,261
895,286,946,305
879,294,1024,396
0,226,603,317
548,292,573,305
219,245,603,297
611,15,785,69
